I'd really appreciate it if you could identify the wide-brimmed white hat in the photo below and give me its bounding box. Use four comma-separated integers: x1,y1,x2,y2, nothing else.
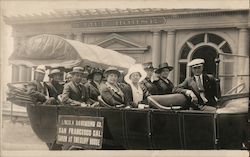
188,58,205,67
124,64,147,84
34,65,46,74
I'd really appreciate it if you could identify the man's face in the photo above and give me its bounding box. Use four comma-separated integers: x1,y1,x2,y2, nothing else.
52,73,63,82
72,73,83,83
192,65,204,76
145,68,154,78
34,72,45,82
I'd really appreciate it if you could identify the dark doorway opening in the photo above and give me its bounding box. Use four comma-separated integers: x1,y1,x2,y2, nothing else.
192,46,217,76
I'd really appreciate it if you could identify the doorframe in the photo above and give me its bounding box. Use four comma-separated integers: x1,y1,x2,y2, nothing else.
186,42,223,78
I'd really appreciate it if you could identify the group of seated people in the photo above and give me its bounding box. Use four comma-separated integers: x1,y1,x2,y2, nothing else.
27,58,221,111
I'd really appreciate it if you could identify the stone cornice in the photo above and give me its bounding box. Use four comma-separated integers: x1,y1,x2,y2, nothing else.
12,18,248,37
4,9,249,25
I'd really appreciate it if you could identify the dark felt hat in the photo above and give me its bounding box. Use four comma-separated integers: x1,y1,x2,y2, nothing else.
88,68,104,79
155,62,173,74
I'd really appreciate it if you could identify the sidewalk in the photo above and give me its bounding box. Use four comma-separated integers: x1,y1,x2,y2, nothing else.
2,119,48,150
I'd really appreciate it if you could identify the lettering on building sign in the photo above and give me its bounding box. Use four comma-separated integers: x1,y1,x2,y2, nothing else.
57,115,104,149
72,16,166,28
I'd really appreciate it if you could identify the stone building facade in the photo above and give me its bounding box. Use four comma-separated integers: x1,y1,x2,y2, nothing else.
4,9,250,95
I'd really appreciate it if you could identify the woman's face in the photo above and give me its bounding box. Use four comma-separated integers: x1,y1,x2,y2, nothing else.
130,72,141,84
107,73,118,84
160,68,170,79
93,73,102,82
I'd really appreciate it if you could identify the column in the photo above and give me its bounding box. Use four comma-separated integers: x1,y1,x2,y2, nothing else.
74,32,83,42
26,67,32,81
12,65,19,83
151,30,161,68
161,31,167,63
19,65,28,82
237,28,249,88
166,30,176,84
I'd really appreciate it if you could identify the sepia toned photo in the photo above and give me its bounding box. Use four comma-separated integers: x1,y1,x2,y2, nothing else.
0,0,249,157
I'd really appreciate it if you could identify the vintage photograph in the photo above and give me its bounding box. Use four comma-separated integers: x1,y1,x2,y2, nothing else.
0,0,249,156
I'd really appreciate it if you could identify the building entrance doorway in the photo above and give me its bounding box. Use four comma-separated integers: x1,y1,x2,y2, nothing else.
192,46,217,76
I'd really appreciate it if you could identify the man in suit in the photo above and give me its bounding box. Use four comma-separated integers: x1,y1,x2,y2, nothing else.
173,58,221,110
62,67,97,106
45,69,64,105
27,65,48,103
153,62,174,95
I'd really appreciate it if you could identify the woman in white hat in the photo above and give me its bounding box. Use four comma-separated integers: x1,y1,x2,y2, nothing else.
124,64,148,107
100,67,130,108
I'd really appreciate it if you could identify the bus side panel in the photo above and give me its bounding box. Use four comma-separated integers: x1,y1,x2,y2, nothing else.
58,106,99,116
217,113,248,149
27,105,58,143
124,109,152,149
181,112,216,149
99,108,126,149
151,110,182,149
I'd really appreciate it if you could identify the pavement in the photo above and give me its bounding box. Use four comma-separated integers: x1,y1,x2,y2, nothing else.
2,118,48,150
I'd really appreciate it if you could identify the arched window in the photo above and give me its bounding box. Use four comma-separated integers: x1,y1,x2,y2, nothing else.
179,33,233,94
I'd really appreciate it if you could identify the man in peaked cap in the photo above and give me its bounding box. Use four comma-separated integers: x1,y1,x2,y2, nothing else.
44,69,64,104
173,58,221,110
61,67,97,106
27,65,48,103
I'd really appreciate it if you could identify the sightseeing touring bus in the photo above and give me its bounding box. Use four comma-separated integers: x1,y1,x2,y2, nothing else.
7,34,249,150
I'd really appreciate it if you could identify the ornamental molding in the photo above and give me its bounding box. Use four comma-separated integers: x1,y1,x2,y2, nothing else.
4,9,249,25
92,33,149,53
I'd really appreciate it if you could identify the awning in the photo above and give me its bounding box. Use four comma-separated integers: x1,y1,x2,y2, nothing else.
9,34,136,70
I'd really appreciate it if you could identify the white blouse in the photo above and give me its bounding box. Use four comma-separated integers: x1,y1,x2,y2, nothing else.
130,83,143,104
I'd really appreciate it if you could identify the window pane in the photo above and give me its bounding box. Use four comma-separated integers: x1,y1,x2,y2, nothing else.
180,43,190,59
208,33,224,45
220,42,232,53
179,63,187,83
190,33,204,45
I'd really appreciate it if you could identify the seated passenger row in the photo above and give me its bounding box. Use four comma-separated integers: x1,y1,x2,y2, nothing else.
27,59,221,111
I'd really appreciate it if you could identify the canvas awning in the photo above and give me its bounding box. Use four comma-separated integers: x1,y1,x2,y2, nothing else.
9,34,136,70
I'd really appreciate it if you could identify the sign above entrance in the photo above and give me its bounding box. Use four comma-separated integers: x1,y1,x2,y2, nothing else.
72,16,166,28
57,115,104,149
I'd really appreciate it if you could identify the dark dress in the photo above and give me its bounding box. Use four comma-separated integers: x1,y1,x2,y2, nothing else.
140,77,157,95
100,82,130,107
153,77,174,95
85,81,101,101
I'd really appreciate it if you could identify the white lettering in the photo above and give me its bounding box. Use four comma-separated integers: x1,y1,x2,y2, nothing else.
75,120,96,127
57,135,67,142
89,138,100,146
92,130,101,137
58,127,67,134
